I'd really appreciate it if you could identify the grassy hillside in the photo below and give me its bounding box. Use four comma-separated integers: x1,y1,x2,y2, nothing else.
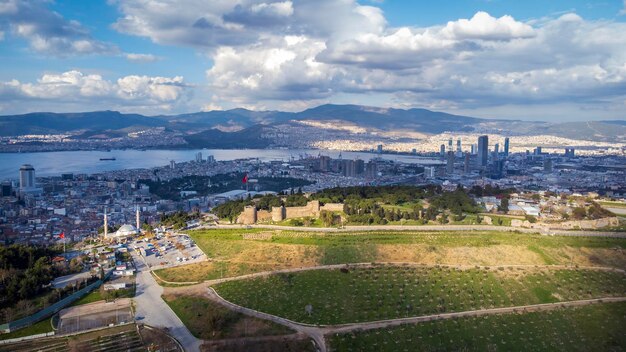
329,302,626,351
153,229,626,283
213,265,626,325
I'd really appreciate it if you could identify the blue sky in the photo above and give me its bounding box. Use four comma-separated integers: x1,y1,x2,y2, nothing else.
0,0,625,121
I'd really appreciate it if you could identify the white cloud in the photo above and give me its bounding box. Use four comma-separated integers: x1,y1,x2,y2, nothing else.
621,0,626,15
441,11,535,40
124,53,160,62
0,31,4,41
0,71,190,113
0,0,118,56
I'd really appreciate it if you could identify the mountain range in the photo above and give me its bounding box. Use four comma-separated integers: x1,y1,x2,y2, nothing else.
0,104,624,144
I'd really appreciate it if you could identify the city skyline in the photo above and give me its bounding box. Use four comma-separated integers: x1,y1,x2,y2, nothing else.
0,0,625,121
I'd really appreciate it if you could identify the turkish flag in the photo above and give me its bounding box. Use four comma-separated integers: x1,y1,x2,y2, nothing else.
59,233,65,239
242,174,248,183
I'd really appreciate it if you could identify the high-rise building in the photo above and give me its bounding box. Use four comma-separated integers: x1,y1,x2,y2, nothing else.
543,158,553,173
376,144,383,154
534,147,542,155
195,152,203,163
471,144,476,155
440,144,446,156
504,137,510,156
19,164,35,190
494,143,499,155
565,148,575,157
424,166,436,178
1,181,12,197
448,138,453,151
319,156,331,172
170,160,176,169
464,153,470,174
341,159,356,177
365,161,378,178
456,139,462,152
446,151,455,174
355,159,365,176
477,136,489,167
207,155,215,163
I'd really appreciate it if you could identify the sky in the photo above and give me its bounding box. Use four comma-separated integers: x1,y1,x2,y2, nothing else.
0,0,625,122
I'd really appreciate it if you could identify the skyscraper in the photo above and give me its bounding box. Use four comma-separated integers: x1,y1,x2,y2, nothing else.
494,143,499,155
504,137,510,157
456,139,462,153
195,152,203,162
471,144,476,155
19,164,35,190
446,151,455,174
464,153,470,174
477,135,488,167
440,144,445,156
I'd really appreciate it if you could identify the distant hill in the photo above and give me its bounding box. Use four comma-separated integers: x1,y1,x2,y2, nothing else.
0,111,165,136
183,125,272,149
0,105,624,143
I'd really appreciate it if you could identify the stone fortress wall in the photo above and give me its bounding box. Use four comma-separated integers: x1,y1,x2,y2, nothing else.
237,201,344,224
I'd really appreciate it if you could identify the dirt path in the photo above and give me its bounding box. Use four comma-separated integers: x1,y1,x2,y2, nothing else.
212,224,626,238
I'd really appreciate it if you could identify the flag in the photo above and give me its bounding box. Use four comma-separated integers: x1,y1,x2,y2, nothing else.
242,174,248,183
59,232,65,239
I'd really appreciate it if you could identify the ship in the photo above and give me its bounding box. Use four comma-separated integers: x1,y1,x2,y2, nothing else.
99,157,116,161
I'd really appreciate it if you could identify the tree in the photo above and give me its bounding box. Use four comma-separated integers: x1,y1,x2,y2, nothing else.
499,197,509,213
572,207,587,220
525,215,537,223
320,210,336,227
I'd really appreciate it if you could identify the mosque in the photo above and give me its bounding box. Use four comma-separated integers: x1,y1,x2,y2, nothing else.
103,206,141,241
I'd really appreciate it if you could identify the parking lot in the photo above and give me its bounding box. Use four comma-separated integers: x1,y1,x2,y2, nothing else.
132,233,206,270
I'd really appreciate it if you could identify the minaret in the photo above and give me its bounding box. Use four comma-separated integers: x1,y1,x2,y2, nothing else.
103,207,108,238
136,206,140,234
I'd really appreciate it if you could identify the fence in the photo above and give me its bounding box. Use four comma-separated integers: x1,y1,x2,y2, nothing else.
0,270,113,333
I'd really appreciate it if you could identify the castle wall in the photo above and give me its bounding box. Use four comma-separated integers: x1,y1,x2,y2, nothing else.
285,200,320,219
237,206,257,225
320,203,344,212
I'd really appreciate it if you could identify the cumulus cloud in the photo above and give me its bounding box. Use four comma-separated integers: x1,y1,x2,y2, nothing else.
110,1,626,117
441,11,535,40
0,0,117,56
0,71,190,113
111,0,384,48
124,53,160,63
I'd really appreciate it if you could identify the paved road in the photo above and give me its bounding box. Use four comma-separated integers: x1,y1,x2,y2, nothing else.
52,270,94,289
133,253,202,352
207,287,626,352
213,224,626,238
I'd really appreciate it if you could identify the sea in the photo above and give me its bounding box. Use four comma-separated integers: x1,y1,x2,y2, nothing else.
0,148,444,180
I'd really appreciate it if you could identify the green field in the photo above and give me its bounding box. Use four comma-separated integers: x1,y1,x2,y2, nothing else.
329,302,626,352
214,265,626,325
154,228,626,283
162,293,293,340
0,318,52,341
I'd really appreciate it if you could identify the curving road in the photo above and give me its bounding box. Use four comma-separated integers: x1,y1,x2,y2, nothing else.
133,253,202,352
206,287,626,352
